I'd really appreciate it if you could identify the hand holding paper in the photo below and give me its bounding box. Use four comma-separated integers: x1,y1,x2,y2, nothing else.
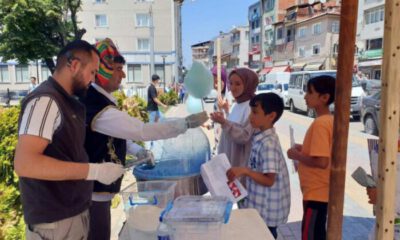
289,125,299,172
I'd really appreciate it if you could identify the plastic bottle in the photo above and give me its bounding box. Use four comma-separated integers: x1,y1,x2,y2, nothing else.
157,222,171,240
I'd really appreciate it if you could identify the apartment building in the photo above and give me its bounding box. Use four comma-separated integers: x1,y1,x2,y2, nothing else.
227,26,250,70
357,0,384,79
248,2,262,70
79,0,178,93
293,3,341,71
261,0,297,69
0,0,179,97
191,41,213,68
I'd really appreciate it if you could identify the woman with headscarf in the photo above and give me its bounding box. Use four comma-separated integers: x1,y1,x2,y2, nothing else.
210,68,259,169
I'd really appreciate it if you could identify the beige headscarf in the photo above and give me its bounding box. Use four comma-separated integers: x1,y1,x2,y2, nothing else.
229,68,259,103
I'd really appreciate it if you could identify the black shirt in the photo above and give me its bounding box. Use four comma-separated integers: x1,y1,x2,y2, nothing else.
147,84,158,111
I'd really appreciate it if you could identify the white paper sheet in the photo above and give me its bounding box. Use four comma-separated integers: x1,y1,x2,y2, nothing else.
201,154,248,203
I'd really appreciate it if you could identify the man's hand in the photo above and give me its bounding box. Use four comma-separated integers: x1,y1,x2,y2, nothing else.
210,112,226,125
366,187,377,204
226,167,248,182
86,162,125,185
185,111,209,128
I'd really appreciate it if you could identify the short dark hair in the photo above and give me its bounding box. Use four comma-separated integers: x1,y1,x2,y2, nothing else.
250,93,284,124
56,40,99,69
307,75,336,105
113,55,126,64
152,74,160,81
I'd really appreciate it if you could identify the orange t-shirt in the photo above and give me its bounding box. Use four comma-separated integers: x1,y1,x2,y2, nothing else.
298,114,333,202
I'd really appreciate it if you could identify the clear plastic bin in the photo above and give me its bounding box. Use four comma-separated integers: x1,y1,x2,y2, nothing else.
120,181,176,240
121,180,176,212
161,195,232,240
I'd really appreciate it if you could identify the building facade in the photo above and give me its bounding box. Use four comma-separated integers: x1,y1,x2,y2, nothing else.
356,0,384,79
191,41,213,68
228,26,250,70
79,0,178,93
248,2,262,70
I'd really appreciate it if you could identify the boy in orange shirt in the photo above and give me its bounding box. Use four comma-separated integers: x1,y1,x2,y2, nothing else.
287,75,335,240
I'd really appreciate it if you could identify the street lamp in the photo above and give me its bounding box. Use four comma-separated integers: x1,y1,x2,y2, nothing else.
161,55,167,90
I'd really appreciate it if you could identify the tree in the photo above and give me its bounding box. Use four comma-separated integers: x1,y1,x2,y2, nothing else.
0,0,85,73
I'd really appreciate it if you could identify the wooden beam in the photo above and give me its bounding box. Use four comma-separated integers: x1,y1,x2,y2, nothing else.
375,0,400,238
326,0,359,238
216,38,222,94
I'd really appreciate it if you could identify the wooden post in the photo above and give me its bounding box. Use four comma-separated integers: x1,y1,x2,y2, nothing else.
216,37,222,94
375,0,400,238
326,0,359,238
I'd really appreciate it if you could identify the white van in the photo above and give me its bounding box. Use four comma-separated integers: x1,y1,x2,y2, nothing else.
256,72,290,107
287,70,363,119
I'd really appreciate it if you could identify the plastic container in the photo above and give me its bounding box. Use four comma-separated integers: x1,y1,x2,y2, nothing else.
160,196,233,240
120,181,176,240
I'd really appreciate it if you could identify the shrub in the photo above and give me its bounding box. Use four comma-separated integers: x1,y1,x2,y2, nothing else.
0,106,25,240
159,90,179,106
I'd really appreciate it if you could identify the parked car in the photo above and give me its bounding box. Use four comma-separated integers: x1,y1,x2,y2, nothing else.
360,79,381,96
257,72,290,107
361,91,380,135
287,70,364,119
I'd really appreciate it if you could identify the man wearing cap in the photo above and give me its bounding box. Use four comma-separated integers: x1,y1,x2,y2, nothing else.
147,74,167,123
81,38,209,240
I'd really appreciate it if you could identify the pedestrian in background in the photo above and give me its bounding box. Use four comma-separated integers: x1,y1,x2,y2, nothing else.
28,76,37,93
147,74,167,123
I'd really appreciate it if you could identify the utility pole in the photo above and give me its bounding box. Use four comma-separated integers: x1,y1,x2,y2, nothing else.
174,0,184,83
162,55,167,90
149,4,155,76
259,0,265,71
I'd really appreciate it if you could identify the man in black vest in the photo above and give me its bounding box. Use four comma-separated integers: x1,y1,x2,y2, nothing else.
14,40,125,240
81,38,208,240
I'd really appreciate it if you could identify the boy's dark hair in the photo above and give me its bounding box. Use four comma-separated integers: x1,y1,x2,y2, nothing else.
56,40,99,69
250,93,284,124
307,75,336,105
152,74,160,81
113,55,126,64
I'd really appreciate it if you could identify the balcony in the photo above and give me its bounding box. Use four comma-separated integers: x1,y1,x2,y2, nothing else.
358,49,383,60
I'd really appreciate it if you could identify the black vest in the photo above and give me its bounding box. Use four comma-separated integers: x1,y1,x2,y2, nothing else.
18,77,92,225
81,85,126,193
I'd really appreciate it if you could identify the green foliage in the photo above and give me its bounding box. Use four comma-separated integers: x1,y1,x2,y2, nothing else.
0,106,25,240
0,0,84,72
159,90,179,106
113,91,149,123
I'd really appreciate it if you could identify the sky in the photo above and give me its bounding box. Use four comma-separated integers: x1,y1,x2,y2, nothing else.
181,0,257,67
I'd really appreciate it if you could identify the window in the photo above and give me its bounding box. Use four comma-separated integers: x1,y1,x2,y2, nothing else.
373,69,381,79
137,38,150,51
155,64,164,80
312,44,320,55
94,0,106,3
332,21,340,33
298,47,305,57
286,28,294,42
333,43,339,54
15,65,29,83
245,31,249,40
312,23,322,35
95,14,108,27
366,38,383,50
0,65,9,83
276,27,283,40
127,64,142,82
365,7,384,24
41,65,51,81
298,27,307,38
265,0,274,11
255,35,260,43
136,13,150,27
